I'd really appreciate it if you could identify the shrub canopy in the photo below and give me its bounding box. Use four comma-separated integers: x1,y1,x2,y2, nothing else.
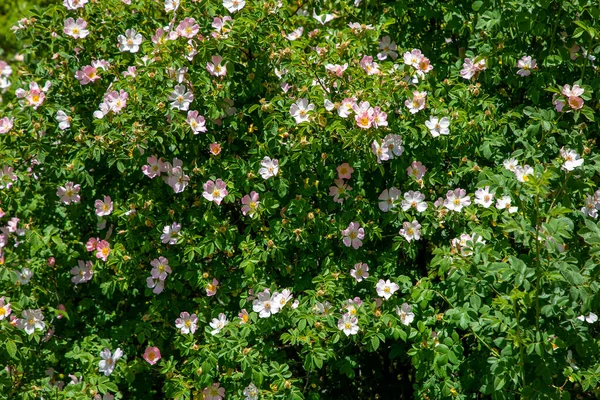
1,0,600,399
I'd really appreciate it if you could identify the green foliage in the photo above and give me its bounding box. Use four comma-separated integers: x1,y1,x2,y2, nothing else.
1,0,600,399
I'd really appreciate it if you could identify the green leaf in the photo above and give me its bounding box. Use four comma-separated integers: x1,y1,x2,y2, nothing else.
6,340,17,359
472,1,484,11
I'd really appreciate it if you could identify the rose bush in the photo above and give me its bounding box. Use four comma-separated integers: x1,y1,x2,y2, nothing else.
1,0,600,398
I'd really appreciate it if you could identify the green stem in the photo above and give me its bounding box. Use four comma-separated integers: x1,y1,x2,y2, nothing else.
514,297,527,388
534,192,541,333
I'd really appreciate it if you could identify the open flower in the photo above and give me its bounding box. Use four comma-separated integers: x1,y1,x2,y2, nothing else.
142,155,166,179
399,220,421,242
425,116,450,137
396,303,415,326
117,29,143,53
0,297,12,320
207,55,227,77
474,187,494,208
360,56,380,75
150,257,171,281
63,18,89,39
57,182,81,204
259,156,279,179
405,91,427,114
209,313,228,335
407,161,427,180
378,187,400,212
98,348,123,376
329,179,352,204
175,312,198,334
70,260,93,284
206,278,219,296
241,191,260,217
336,163,354,180
161,222,181,245
350,262,369,282
176,17,199,38
187,110,207,133
75,65,100,85
401,191,428,212
560,147,584,171
338,313,359,336
143,346,161,365
290,98,314,124
95,240,110,261
204,383,226,400
377,36,398,60
168,84,194,111
252,289,280,318
444,188,471,212
516,56,537,76
202,179,228,205
342,222,364,249
223,0,245,12
17,309,45,335
496,196,518,213
95,196,113,216
56,110,72,130
376,279,399,300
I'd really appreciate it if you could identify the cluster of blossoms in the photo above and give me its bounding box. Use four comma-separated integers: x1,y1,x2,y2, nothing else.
326,98,388,130
146,257,172,295
405,90,427,114
252,288,295,318
75,60,109,85
338,298,361,336
503,159,534,183
451,233,486,256
93,89,128,119
460,56,487,79
329,163,354,204
85,237,111,262
402,49,433,82
142,156,190,193
371,134,404,163
553,84,585,112
0,217,26,261
70,260,93,285
15,81,51,109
